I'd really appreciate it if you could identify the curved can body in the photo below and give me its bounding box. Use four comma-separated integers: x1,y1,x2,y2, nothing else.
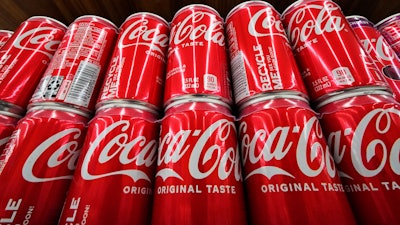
163,5,232,106
58,105,159,225
30,15,118,113
152,101,247,225
0,30,13,49
318,91,400,225
238,97,356,225
226,1,308,106
0,17,66,113
282,0,388,103
376,13,400,58
0,107,88,225
97,13,169,111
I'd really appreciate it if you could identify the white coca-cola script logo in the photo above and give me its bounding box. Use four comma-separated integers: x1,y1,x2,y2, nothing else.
286,3,345,47
156,119,242,181
240,117,337,180
170,12,225,46
327,108,400,178
22,128,82,182
248,9,287,39
13,27,61,58
81,120,157,182
118,19,169,56
360,36,395,62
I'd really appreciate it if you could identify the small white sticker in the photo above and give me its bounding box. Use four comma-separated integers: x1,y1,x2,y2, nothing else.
332,67,354,85
204,74,218,91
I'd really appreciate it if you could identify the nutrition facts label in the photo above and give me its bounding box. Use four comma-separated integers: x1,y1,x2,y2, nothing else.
231,52,250,103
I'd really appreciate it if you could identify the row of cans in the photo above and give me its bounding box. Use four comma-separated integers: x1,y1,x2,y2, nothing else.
0,1,399,225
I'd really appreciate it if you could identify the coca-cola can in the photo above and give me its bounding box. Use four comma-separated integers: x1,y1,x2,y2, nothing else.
163,4,232,107
152,98,247,225
0,16,67,114
282,0,388,103
225,1,308,107
97,13,169,111
58,103,159,225
376,13,400,58
317,90,400,225
30,15,118,113
0,111,20,155
0,105,89,225
238,95,356,225
0,30,13,49
347,15,400,102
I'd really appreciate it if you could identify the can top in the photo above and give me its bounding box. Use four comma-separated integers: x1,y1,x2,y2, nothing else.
172,4,222,22
239,91,309,111
74,15,118,30
165,96,230,113
226,1,275,21
346,15,374,27
315,88,393,109
282,0,336,19
0,30,13,35
375,13,400,29
96,100,159,115
27,16,67,29
123,12,169,28
0,101,25,118
28,102,92,118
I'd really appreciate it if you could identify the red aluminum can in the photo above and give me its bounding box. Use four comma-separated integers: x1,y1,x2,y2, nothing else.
348,15,400,102
97,13,169,111
0,111,20,155
30,15,118,113
0,105,89,225
376,13,400,58
0,30,13,49
58,103,159,225
152,99,247,225
163,5,232,107
282,0,388,103
0,16,66,114
238,95,356,225
317,90,400,225
225,1,308,107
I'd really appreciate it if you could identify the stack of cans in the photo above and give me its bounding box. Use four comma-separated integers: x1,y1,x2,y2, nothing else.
227,1,356,225
151,5,248,225
0,15,118,224
282,1,400,225
58,12,169,224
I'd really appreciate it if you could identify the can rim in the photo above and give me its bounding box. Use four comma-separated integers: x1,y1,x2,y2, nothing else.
0,110,22,119
346,15,369,21
315,89,393,109
27,102,92,118
0,30,13,35
27,16,67,29
0,101,25,117
74,15,118,30
96,100,159,115
346,15,374,27
172,4,222,23
165,96,230,112
375,13,400,29
123,12,169,28
239,92,309,111
226,1,275,21
282,0,304,18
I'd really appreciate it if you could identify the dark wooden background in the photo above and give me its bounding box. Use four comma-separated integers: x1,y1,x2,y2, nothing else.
1,0,399,31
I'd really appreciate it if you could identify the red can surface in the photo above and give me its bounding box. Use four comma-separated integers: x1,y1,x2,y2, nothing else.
0,16,66,113
0,112,20,155
97,13,169,111
376,13,400,58
317,91,400,225
0,106,88,225
225,1,308,106
163,5,232,107
348,15,400,102
238,96,356,225
30,15,118,113
0,30,13,49
152,99,247,225
282,0,388,103
58,104,159,225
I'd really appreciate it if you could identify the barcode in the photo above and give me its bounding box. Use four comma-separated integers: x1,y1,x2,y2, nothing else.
231,52,249,103
65,61,100,108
